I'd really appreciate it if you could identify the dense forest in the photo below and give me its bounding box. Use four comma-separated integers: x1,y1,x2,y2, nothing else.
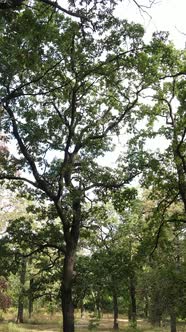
0,1,185,332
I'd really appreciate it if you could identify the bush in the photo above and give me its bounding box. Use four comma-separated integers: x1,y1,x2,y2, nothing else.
88,315,100,330
124,326,142,332
7,323,27,332
0,277,11,312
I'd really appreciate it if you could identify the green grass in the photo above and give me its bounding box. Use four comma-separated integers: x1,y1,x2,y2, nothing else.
0,312,185,332
0,321,61,332
0,321,184,332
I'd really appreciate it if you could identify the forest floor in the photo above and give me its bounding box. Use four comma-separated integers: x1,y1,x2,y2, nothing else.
0,312,185,332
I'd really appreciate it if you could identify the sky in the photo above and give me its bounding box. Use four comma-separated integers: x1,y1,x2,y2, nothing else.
115,0,186,49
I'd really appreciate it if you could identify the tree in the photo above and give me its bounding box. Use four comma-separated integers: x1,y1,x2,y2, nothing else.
0,277,11,312
110,186,186,331
81,199,147,329
0,5,175,332
0,196,63,322
122,42,186,218
151,68,186,214
142,227,186,332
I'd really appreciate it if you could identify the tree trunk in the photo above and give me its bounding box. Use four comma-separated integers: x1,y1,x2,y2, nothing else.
113,289,119,330
95,293,102,318
128,305,132,321
62,252,75,332
28,278,34,319
144,294,149,318
59,188,81,332
28,296,33,319
150,302,162,327
17,301,24,324
16,258,26,324
129,273,137,325
170,311,177,332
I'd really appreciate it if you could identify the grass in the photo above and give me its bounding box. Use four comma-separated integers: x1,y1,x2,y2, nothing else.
0,311,185,332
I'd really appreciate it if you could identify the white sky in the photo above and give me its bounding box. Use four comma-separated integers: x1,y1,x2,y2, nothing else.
115,0,186,49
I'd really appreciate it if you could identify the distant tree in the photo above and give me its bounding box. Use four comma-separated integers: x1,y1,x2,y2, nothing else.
0,277,11,312
0,204,63,322
135,198,186,332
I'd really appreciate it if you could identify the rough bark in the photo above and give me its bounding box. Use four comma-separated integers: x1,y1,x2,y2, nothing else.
62,252,76,332
61,194,81,332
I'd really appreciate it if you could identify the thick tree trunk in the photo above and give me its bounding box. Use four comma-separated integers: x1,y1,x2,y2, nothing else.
16,258,26,324
62,252,75,332
129,274,137,325
113,289,119,330
28,297,33,319
59,187,81,332
170,311,177,332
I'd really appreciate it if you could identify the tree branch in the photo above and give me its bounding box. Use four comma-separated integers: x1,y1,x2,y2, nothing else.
3,104,56,200
0,174,38,188
1,59,63,103
160,71,186,80
85,171,141,191
38,0,87,20
0,0,86,20
150,193,179,256
84,90,141,143
20,242,65,258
